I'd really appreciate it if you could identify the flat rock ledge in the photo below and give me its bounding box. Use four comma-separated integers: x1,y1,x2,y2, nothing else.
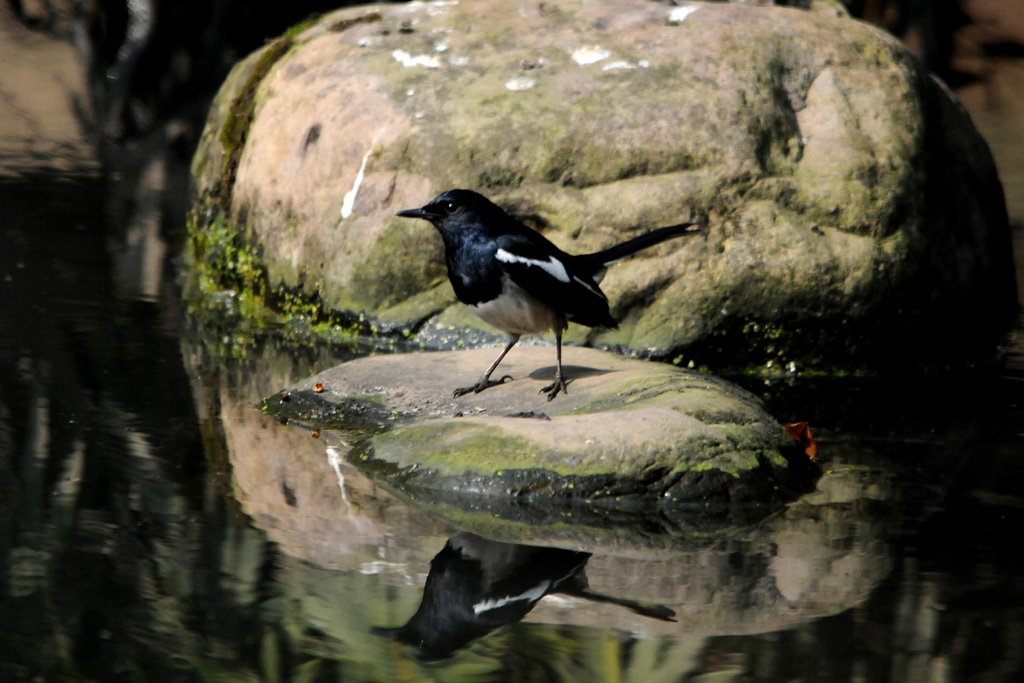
262,347,817,520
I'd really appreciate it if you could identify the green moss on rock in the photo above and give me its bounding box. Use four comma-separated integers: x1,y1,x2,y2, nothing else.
368,422,544,475
185,205,373,339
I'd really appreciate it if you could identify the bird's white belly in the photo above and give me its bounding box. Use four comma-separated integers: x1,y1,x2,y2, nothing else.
467,277,564,336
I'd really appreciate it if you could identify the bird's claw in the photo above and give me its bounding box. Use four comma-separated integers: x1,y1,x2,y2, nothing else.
453,374,513,398
540,375,568,401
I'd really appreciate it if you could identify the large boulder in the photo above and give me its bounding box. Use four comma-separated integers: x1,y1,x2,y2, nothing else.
188,0,1017,371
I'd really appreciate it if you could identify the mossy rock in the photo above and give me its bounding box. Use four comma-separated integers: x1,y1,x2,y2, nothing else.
263,347,818,524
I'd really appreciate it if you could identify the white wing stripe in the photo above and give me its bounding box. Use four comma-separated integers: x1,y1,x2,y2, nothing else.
473,581,551,614
573,275,606,300
495,248,570,283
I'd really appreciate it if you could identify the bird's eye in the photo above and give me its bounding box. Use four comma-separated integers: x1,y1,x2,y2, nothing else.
443,201,456,215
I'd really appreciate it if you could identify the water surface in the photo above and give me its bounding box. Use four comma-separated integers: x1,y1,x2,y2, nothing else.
2,5,1024,679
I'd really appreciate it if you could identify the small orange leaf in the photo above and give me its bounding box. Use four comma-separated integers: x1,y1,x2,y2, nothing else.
782,421,817,459
313,382,325,393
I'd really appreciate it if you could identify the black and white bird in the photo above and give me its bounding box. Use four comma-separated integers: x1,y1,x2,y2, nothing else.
396,189,702,400
372,532,675,659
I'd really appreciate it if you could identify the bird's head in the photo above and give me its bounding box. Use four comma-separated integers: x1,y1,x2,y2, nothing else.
395,189,504,236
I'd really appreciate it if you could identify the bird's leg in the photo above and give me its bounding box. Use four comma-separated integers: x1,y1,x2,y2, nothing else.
540,329,568,401
453,334,520,397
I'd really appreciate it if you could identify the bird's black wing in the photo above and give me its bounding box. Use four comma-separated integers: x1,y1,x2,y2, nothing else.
493,232,617,329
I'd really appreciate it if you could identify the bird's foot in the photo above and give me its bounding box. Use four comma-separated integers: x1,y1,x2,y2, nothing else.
453,375,513,398
540,375,568,401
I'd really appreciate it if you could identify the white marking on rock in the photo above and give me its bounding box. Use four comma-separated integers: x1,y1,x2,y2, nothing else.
341,144,373,219
505,77,536,91
448,54,470,67
402,0,458,9
398,0,457,18
359,561,408,576
392,49,441,68
602,59,650,71
602,60,634,71
425,0,458,15
496,249,570,282
571,46,611,66
326,446,352,512
668,5,701,22
434,42,448,53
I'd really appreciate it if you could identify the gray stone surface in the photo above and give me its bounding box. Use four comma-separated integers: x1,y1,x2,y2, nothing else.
264,346,816,515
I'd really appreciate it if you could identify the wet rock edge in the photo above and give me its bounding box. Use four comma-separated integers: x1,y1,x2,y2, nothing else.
261,385,820,528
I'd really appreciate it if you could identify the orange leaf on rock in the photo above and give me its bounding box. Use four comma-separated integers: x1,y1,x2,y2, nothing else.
782,421,817,459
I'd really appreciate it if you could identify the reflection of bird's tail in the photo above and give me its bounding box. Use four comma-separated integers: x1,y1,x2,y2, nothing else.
578,222,704,272
561,583,677,622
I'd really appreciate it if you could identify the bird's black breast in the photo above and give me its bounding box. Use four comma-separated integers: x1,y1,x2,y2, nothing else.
445,239,503,306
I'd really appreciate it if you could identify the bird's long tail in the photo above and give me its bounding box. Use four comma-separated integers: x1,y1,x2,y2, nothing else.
577,222,703,273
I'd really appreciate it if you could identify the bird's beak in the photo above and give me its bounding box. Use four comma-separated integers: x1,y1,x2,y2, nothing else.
396,207,432,219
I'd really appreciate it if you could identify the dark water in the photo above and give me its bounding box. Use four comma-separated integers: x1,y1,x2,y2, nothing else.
2,172,1023,682
4,18,1024,683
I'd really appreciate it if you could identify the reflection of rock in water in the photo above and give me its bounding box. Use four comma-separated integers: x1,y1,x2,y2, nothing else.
521,465,896,638
211,385,454,569
264,463,900,671
372,532,675,660
181,312,1024,679
205,328,899,640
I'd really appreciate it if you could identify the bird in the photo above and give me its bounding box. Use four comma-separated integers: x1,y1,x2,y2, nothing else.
396,189,702,400
371,532,675,659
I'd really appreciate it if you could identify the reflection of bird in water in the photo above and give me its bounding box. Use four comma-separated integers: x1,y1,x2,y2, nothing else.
372,532,676,660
